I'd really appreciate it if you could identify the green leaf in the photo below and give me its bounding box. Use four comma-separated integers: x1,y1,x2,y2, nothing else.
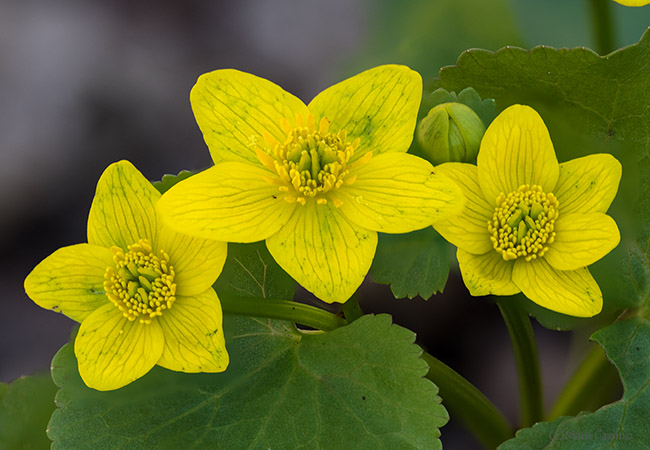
370,228,451,300
499,317,650,449
152,170,194,194
214,241,296,300
48,314,448,449
0,374,58,450
436,28,650,326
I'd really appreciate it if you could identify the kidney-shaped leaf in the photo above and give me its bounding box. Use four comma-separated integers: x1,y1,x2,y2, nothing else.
49,314,448,449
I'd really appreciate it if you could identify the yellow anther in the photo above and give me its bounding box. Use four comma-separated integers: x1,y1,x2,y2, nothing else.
488,184,559,262
319,117,330,134
104,239,176,323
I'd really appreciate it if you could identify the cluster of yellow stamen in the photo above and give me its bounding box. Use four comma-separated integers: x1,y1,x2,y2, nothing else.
255,113,370,206
488,185,559,261
104,239,176,324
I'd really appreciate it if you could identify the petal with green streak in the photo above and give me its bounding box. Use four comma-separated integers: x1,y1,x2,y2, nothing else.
154,225,227,297
512,259,602,317
191,69,309,164
553,153,622,214
308,65,422,162
75,303,164,391
24,244,112,322
337,153,465,233
87,160,160,250
544,213,620,271
157,289,228,373
157,162,296,243
457,248,520,296
432,162,494,255
477,105,559,205
266,201,378,303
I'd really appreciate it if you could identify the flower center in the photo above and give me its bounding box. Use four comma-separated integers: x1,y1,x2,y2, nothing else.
255,113,369,206
488,184,559,261
104,239,176,324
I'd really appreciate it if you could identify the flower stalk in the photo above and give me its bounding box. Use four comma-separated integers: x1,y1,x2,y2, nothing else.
498,298,544,428
589,0,617,55
219,295,347,331
549,341,619,419
422,353,513,449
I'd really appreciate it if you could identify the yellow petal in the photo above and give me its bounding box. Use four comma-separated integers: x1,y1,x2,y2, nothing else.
157,289,228,373
266,201,378,303
191,69,309,164
544,213,620,271
337,153,465,233
553,154,621,214
477,105,559,205
87,160,160,250
457,248,520,296
24,244,112,322
512,259,602,317
154,225,227,297
432,163,495,254
75,303,164,390
612,0,650,6
308,65,422,161
157,163,296,243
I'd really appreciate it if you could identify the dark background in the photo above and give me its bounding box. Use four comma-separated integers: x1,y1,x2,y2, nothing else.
2,0,648,448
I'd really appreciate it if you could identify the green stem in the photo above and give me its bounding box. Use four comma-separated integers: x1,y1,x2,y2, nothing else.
498,300,543,428
589,0,616,55
422,353,513,449
219,295,347,331
341,294,363,322
548,343,614,420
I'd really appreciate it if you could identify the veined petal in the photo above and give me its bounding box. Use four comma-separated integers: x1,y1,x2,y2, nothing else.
191,69,309,164
432,163,495,254
266,201,378,303
457,248,520,296
155,225,227,297
158,163,296,243
337,153,465,233
75,303,164,390
544,213,620,271
157,289,228,373
87,160,160,250
512,259,602,317
24,244,112,322
308,65,422,161
553,154,622,214
478,105,559,205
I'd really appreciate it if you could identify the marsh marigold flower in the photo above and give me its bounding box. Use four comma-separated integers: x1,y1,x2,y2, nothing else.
432,105,621,317
158,65,465,303
24,161,229,390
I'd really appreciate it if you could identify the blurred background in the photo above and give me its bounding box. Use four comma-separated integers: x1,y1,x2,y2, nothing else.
2,0,649,448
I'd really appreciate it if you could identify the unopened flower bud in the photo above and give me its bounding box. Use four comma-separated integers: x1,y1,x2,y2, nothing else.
416,102,485,165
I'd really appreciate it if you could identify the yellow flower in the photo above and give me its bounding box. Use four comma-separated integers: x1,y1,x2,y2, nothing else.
612,0,649,6
158,65,464,303
24,161,229,390
432,105,621,317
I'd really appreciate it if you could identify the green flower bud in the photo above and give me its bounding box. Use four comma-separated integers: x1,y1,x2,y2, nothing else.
416,102,486,165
